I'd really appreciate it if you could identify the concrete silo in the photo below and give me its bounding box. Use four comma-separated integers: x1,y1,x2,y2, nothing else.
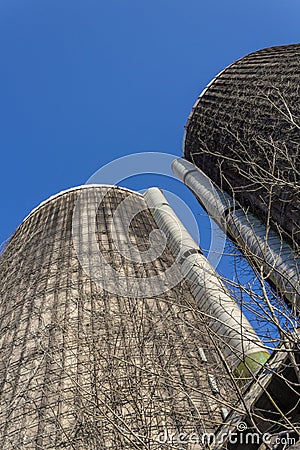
180,44,300,309
184,44,300,249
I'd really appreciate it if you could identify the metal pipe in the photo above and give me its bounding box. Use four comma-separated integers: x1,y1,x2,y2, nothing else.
172,158,300,311
144,188,269,378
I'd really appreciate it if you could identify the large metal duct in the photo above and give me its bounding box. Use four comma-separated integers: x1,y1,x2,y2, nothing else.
172,158,300,311
184,43,300,249
144,187,269,378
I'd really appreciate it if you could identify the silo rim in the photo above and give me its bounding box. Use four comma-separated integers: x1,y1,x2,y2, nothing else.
22,184,143,224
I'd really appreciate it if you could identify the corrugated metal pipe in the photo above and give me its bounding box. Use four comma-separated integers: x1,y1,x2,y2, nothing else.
144,188,269,379
172,158,300,312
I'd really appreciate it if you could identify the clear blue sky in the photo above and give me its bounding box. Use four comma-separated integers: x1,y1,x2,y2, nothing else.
1,0,299,257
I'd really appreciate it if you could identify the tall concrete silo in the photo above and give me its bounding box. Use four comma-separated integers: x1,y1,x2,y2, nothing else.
0,184,267,449
181,44,300,308
184,44,300,249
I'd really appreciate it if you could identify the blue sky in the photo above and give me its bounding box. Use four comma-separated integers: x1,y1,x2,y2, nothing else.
0,0,299,270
